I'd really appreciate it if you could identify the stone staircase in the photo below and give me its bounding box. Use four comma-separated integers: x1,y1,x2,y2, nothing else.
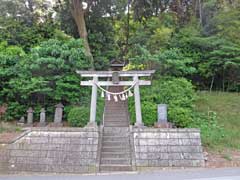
100,87,132,172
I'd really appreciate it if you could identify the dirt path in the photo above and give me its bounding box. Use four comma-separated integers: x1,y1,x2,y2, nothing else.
205,149,240,168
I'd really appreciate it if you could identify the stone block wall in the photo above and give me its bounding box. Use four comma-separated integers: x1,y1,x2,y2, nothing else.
0,145,9,173
0,127,100,174
132,128,204,169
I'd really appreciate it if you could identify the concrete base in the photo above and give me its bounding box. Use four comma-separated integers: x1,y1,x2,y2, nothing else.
134,122,145,127
26,123,33,127
38,122,47,127
154,122,173,128
16,122,25,127
87,122,98,127
48,122,63,127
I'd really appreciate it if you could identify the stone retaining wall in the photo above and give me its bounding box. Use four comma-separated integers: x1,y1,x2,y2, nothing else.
0,127,100,174
132,128,204,169
0,127,205,174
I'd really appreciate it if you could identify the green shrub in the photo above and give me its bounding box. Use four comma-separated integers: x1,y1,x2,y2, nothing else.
189,111,224,149
96,95,104,125
129,101,157,126
168,107,193,127
128,77,196,127
4,102,26,121
67,106,89,127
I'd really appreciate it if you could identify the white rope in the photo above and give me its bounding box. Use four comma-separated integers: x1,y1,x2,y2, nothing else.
94,81,137,95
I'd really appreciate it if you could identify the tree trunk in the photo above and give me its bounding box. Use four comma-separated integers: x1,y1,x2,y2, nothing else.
222,69,225,92
210,76,215,92
198,0,202,25
70,0,94,69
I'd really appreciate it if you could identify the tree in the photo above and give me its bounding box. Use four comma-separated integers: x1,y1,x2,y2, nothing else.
0,0,57,50
0,42,25,103
0,17,56,51
199,39,240,91
0,0,55,24
2,39,91,120
56,0,123,68
68,0,94,68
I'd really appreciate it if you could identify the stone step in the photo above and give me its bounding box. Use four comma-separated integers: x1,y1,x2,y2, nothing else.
104,116,128,119
102,136,129,141
105,109,127,112
103,136,129,141
104,119,129,123
101,158,131,165
102,134,129,139
104,112,127,115
105,103,126,106
102,139,129,143
100,164,132,172
104,124,129,127
104,110,126,113
101,152,131,159
104,121,128,125
104,109,127,112
105,102,126,104
105,106,126,109
104,111,128,118
103,127,129,131
102,141,130,147
100,86,132,172
104,122,129,126
104,118,128,121
104,120,128,124
105,104,126,106
102,146,131,152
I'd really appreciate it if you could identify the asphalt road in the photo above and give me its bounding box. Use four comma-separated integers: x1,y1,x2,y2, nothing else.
0,168,240,180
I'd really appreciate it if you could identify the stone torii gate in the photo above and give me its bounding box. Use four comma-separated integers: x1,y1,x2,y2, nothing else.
77,70,155,126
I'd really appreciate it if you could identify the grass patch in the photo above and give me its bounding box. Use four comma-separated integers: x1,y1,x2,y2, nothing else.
195,91,240,150
222,154,232,161
0,122,22,133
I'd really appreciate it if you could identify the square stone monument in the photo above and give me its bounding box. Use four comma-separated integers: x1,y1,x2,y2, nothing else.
154,104,172,128
53,103,63,126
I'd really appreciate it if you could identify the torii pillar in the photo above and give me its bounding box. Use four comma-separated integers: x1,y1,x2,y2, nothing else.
133,76,143,126
89,76,98,126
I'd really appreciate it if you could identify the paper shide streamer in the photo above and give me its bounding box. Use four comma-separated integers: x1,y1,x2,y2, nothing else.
95,81,136,102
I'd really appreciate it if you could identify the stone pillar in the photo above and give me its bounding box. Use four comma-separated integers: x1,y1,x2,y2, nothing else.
39,108,46,126
17,116,25,126
89,76,98,126
54,103,64,126
155,104,172,128
133,76,143,127
27,107,34,125
19,116,25,123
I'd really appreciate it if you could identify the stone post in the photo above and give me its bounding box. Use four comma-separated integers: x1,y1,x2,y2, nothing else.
89,76,98,126
17,116,25,126
39,108,46,126
155,104,172,128
133,76,143,127
27,107,34,125
54,103,64,126
19,116,25,123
